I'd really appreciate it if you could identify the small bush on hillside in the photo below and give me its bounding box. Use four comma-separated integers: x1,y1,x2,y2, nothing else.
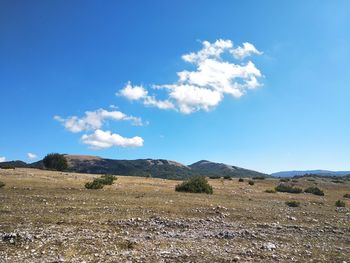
85,175,117,189
0,181,5,188
223,176,232,180
280,178,290,182
307,178,315,182
332,180,344,184
304,186,324,196
344,193,350,199
265,189,276,193
209,176,220,179
253,176,265,180
238,178,244,182
275,184,302,194
335,200,345,207
85,180,104,189
175,176,213,194
248,180,255,185
286,201,300,207
43,153,68,171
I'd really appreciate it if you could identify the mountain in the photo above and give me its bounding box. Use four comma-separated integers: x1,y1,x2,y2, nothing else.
271,170,350,177
0,155,268,180
64,155,196,179
0,160,28,168
189,160,268,178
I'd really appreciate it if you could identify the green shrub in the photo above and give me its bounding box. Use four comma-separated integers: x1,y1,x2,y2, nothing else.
344,193,350,199
253,176,265,180
175,176,213,194
332,180,344,184
265,189,276,193
280,178,290,182
304,186,324,196
286,201,300,207
248,180,255,185
223,176,232,180
238,178,244,182
85,180,104,189
43,153,68,171
335,200,345,207
0,181,5,188
307,178,315,182
209,176,220,179
275,184,302,194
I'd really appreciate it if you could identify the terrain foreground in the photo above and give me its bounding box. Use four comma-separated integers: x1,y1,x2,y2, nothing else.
0,169,349,262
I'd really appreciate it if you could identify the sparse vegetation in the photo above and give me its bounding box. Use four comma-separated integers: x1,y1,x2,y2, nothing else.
286,200,300,207
0,181,5,188
0,165,15,169
252,176,265,180
175,176,213,194
275,184,302,194
304,186,324,196
344,193,350,199
335,200,345,207
248,180,255,185
238,178,244,182
209,176,220,179
223,176,232,180
85,174,117,189
280,178,290,182
265,189,276,193
332,179,344,184
43,153,68,171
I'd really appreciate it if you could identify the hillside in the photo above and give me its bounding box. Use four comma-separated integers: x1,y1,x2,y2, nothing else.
189,160,268,178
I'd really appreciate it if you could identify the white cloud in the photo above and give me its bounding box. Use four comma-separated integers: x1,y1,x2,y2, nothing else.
118,82,148,100
230,42,263,60
27,153,37,160
54,108,143,133
118,39,263,114
81,129,144,149
0,156,6,162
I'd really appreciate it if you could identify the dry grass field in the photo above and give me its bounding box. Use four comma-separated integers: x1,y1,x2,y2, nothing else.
0,168,349,262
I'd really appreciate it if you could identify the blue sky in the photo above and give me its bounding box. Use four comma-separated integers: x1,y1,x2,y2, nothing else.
1,0,349,173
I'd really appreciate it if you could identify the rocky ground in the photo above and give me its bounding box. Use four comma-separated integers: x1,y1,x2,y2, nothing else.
0,168,349,262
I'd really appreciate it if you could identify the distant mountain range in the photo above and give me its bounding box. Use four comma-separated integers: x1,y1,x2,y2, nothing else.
0,155,267,180
271,170,350,177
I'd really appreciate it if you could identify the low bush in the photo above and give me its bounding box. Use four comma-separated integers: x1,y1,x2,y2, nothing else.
223,176,232,180
332,180,344,184
209,176,220,179
238,178,244,182
275,184,302,194
280,178,290,182
335,200,346,207
0,181,5,188
286,201,300,207
248,180,255,185
304,186,324,196
175,176,213,194
43,153,68,171
253,176,265,180
85,180,104,189
344,193,350,199
265,189,276,193
85,175,117,189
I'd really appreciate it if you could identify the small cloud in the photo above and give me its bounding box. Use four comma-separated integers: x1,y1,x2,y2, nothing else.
54,108,144,133
81,129,144,149
109,104,119,109
117,81,148,100
0,156,6,162
27,152,38,161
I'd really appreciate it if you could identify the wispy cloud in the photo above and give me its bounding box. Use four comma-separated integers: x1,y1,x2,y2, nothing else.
118,39,263,113
81,129,143,149
27,152,37,161
0,156,6,162
54,108,144,133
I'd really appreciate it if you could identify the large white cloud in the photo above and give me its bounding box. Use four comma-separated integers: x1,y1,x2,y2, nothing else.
81,129,144,149
118,39,263,113
0,156,6,162
27,153,37,160
54,108,143,133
